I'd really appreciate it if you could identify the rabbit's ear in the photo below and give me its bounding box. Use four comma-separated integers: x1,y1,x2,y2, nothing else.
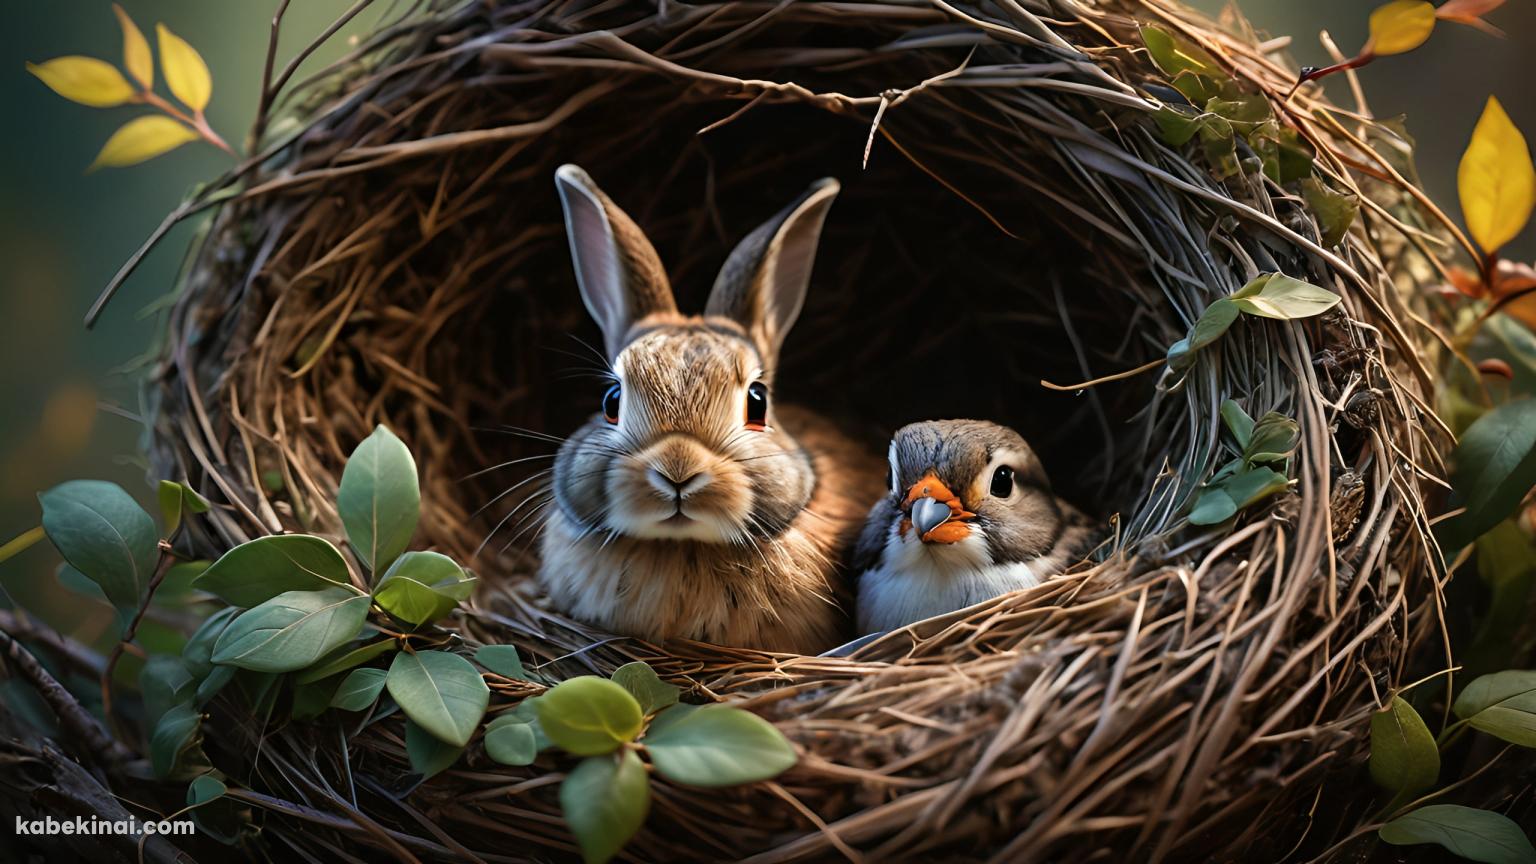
555,164,677,359
706,178,840,362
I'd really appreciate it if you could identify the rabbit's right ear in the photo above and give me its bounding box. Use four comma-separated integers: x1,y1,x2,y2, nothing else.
555,164,677,359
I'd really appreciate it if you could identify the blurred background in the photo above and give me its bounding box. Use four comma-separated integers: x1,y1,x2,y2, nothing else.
1,0,1533,641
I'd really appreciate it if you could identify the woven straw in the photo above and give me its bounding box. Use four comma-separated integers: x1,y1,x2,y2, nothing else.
140,0,1452,859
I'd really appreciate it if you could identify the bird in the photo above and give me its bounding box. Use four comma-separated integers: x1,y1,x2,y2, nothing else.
852,419,1097,633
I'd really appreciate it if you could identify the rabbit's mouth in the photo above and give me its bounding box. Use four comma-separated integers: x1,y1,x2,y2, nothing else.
602,436,755,543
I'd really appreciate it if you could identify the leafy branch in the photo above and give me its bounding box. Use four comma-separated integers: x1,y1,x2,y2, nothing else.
1290,0,1507,95
26,4,233,169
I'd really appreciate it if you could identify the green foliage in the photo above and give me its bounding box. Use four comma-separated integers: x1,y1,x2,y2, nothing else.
644,705,798,787
1439,399,1536,551
39,480,158,617
1379,805,1536,864
538,678,645,756
612,662,681,716
385,650,488,747
149,701,203,780
1368,696,1439,796
1453,670,1536,747
1167,274,1340,377
484,713,540,766
211,587,370,673
337,425,421,574
405,719,464,781
157,480,209,535
1188,401,1300,525
330,668,388,712
295,638,396,685
561,750,651,864
193,535,354,607
1302,177,1360,247
475,644,529,680
373,551,475,627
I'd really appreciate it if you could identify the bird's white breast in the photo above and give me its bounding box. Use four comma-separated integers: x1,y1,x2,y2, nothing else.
856,524,1041,633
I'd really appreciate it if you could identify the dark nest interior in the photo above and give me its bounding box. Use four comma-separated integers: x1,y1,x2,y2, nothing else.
137,0,1452,859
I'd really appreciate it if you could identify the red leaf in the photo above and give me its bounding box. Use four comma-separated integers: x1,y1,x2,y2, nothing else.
1436,0,1508,35
1447,264,1487,298
1477,358,1514,379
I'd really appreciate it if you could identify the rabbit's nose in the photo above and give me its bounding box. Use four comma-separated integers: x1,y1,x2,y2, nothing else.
647,467,709,499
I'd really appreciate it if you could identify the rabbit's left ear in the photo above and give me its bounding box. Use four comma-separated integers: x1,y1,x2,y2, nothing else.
706,178,840,361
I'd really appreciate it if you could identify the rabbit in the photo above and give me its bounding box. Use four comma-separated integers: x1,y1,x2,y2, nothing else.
537,164,886,653
853,420,1097,633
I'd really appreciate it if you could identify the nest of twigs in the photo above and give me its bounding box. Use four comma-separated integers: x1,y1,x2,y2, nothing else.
142,0,1452,859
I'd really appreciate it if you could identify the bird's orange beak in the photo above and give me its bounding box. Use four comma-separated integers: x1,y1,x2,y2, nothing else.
900,473,975,544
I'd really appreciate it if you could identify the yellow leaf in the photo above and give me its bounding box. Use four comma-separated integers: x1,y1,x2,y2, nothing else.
89,115,198,170
1367,0,1436,56
26,56,136,108
156,23,210,113
113,4,153,88
1459,96,1536,256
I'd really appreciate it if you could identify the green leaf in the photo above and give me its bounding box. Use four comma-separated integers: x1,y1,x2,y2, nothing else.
1246,413,1300,465
1229,273,1341,319
211,588,370,673
1155,107,1216,147
1220,399,1255,450
475,645,529,680
157,480,209,534
373,551,474,627
1166,337,1194,373
644,705,797,787
1189,298,1240,351
484,713,539,766
188,774,226,806
1206,92,1269,131
385,650,489,747
612,662,681,716
1140,24,1222,78
291,676,342,721
1187,486,1238,525
560,750,650,864
150,702,202,780
512,697,554,752
1224,466,1289,508
294,638,395,685
193,535,354,607
1369,696,1440,794
1302,177,1359,247
1379,805,1536,864
1440,400,1536,550
405,719,464,781
331,667,389,712
39,480,159,616
1250,121,1314,184
140,655,196,729
538,677,645,756
337,425,420,574
1464,522,1536,680
1453,670,1536,748
182,607,240,683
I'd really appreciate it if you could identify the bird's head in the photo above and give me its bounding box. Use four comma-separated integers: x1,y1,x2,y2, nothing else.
885,420,1067,566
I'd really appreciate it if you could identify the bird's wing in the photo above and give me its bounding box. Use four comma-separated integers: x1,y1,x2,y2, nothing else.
850,496,898,580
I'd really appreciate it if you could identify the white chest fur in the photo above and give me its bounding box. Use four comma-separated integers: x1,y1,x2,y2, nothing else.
857,525,1042,633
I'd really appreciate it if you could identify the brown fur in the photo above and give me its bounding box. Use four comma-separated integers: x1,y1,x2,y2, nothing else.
539,166,884,653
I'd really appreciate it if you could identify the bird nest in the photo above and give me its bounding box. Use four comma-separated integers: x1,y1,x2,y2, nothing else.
144,0,1451,859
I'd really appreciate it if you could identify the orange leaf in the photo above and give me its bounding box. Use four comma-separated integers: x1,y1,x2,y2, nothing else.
1436,0,1507,36
1367,0,1437,56
1447,264,1487,298
112,4,152,88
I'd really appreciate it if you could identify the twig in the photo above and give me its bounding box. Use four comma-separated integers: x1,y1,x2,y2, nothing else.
1040,357,1165,391
251,0,295,150
100,540,176,720
0,625,134,765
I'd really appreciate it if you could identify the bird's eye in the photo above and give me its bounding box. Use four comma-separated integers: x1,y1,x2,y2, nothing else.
745,381,769,430
602,384,621,424
990,465,1015,498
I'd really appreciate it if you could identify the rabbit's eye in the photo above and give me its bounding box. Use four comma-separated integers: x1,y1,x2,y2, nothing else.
745,381,769,430
602,384,621,424
990,465,1015,498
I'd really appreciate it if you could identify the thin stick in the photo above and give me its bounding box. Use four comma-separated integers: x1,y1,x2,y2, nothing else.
1040,357,1165,391
100,540,176,720
0,626,134,765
